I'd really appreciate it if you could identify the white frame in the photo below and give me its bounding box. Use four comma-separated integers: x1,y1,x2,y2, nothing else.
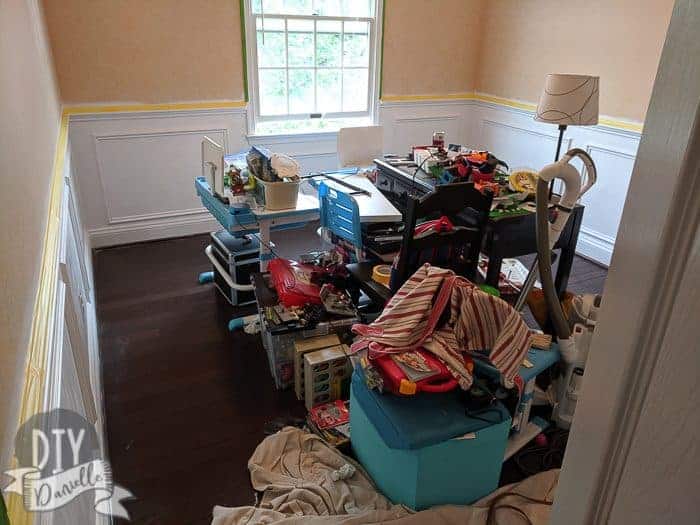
243,0,383,136
552,1,699,523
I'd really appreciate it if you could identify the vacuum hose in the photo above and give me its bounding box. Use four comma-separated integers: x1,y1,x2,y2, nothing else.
535,178,571,340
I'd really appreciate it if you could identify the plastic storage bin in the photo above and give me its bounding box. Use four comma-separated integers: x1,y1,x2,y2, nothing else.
350,370,511,510
210,230,260,306
255,177,300,210
260,316,357,390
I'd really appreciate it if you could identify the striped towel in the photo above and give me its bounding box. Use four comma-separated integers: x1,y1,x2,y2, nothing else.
351,264,530,390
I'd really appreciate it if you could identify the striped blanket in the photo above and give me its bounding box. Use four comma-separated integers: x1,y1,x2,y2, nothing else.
351,264,530,390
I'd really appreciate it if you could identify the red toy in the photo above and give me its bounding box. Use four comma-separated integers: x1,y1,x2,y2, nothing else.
413,216,454,238
372,349,473,396
268,258,322,308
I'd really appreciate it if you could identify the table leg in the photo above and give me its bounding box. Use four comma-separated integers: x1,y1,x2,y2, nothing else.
486,252,504,289
554,208,583,298
258,221,273,271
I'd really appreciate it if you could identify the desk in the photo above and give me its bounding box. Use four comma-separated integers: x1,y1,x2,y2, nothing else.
196,173,402,272
373,159,585,297
307,171,402,223
196,177,319,271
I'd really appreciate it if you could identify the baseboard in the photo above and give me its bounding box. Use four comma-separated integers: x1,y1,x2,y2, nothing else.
578,228,615,267
89,213,219,248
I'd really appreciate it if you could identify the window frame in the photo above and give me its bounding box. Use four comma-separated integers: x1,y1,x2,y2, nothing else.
242,0,383,136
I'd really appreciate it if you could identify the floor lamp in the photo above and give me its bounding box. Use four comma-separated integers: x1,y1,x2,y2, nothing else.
534,74,600,197
514,74,600,312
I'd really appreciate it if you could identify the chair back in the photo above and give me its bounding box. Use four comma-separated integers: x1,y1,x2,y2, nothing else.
318,182,363,260
337,126,383,168
391,182,493,292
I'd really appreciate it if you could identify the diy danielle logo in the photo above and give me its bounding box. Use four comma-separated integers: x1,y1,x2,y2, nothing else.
2,409,133,520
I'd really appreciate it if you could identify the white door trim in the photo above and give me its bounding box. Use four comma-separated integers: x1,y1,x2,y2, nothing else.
552,1,700,523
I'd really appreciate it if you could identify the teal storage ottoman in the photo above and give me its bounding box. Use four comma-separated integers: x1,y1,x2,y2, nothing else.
350,371,511,510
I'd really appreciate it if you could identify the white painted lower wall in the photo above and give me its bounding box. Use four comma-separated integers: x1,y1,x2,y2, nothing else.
69,99,641,265
39,147,109,525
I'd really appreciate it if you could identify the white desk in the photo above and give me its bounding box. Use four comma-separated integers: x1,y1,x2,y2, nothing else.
307,172,402,223
197,170,401,275
248,191,320,269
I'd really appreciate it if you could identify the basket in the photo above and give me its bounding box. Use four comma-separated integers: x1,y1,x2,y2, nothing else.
255,176,300,210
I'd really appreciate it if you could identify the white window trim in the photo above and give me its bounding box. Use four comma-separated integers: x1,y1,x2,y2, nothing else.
242,0,383,138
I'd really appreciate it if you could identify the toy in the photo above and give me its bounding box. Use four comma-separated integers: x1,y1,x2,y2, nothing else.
509,169,538,194
225,166,245,194
294,334,342,401
441,150,509,188
304,346,351,410
371,349,471,396
309,399,349,430
267,259,322,308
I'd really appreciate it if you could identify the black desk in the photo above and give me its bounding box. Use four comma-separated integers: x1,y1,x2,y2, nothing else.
374,159,585,298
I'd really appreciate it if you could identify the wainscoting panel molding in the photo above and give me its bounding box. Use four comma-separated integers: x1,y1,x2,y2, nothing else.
470,101,641,265
69,108,247,247
69,101,641,264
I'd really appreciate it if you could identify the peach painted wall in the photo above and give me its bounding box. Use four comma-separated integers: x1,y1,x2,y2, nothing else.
476,0,674,122
41,0,673,121
42,0,481,104
0,0,61,471
381,0,484,97
42,0,246,104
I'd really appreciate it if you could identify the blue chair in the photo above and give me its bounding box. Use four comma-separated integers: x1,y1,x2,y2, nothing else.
318,182,363,262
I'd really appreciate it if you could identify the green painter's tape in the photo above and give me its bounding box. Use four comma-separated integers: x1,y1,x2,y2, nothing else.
240,0,249,102
379,0,386,98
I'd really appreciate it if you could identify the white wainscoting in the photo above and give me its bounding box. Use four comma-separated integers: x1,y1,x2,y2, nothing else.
378,99,473,155
468,100,641,265
70,100,640,264
70,108,249,247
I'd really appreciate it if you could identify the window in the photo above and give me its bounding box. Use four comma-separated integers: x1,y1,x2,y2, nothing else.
244,0,381,135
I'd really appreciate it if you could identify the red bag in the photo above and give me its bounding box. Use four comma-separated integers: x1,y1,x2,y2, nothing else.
373,349,473,396
268,258,322,307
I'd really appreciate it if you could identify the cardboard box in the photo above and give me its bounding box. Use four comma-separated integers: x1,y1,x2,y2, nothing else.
293,334,341,400
304,345,351,411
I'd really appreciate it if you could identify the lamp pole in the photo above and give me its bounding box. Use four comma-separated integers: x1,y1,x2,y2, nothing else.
549,124,567,199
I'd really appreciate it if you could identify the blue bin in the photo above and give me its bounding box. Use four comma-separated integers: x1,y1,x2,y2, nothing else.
350,370,511,510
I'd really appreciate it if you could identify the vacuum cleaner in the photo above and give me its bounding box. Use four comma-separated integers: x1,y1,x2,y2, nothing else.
533,148,600,429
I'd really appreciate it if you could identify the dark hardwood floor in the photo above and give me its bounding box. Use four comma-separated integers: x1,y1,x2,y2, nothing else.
94,223,607,525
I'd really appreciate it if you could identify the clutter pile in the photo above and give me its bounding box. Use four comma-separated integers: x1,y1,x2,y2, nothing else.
211,426,560,525
386,139,536,218
201,130,602,518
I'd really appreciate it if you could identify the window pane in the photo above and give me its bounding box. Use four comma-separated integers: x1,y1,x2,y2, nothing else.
341,0,372,17
256,18,286,68
255,0,312,15
317,69,341,113
253,0,371,17
287,19,314,67
255,17,285,31
342,68,368,111
313,0,341,16
289,69,314,114
282,0,312,14
343,21,369,67
316,21,341,67
259,69,287,115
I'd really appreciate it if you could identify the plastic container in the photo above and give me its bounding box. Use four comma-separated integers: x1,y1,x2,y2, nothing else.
255,176,300,210
260,315,357,390
350,370,511,509
260,316,297,389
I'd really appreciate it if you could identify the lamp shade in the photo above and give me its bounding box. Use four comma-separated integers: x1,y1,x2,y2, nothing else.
535,74,599,126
